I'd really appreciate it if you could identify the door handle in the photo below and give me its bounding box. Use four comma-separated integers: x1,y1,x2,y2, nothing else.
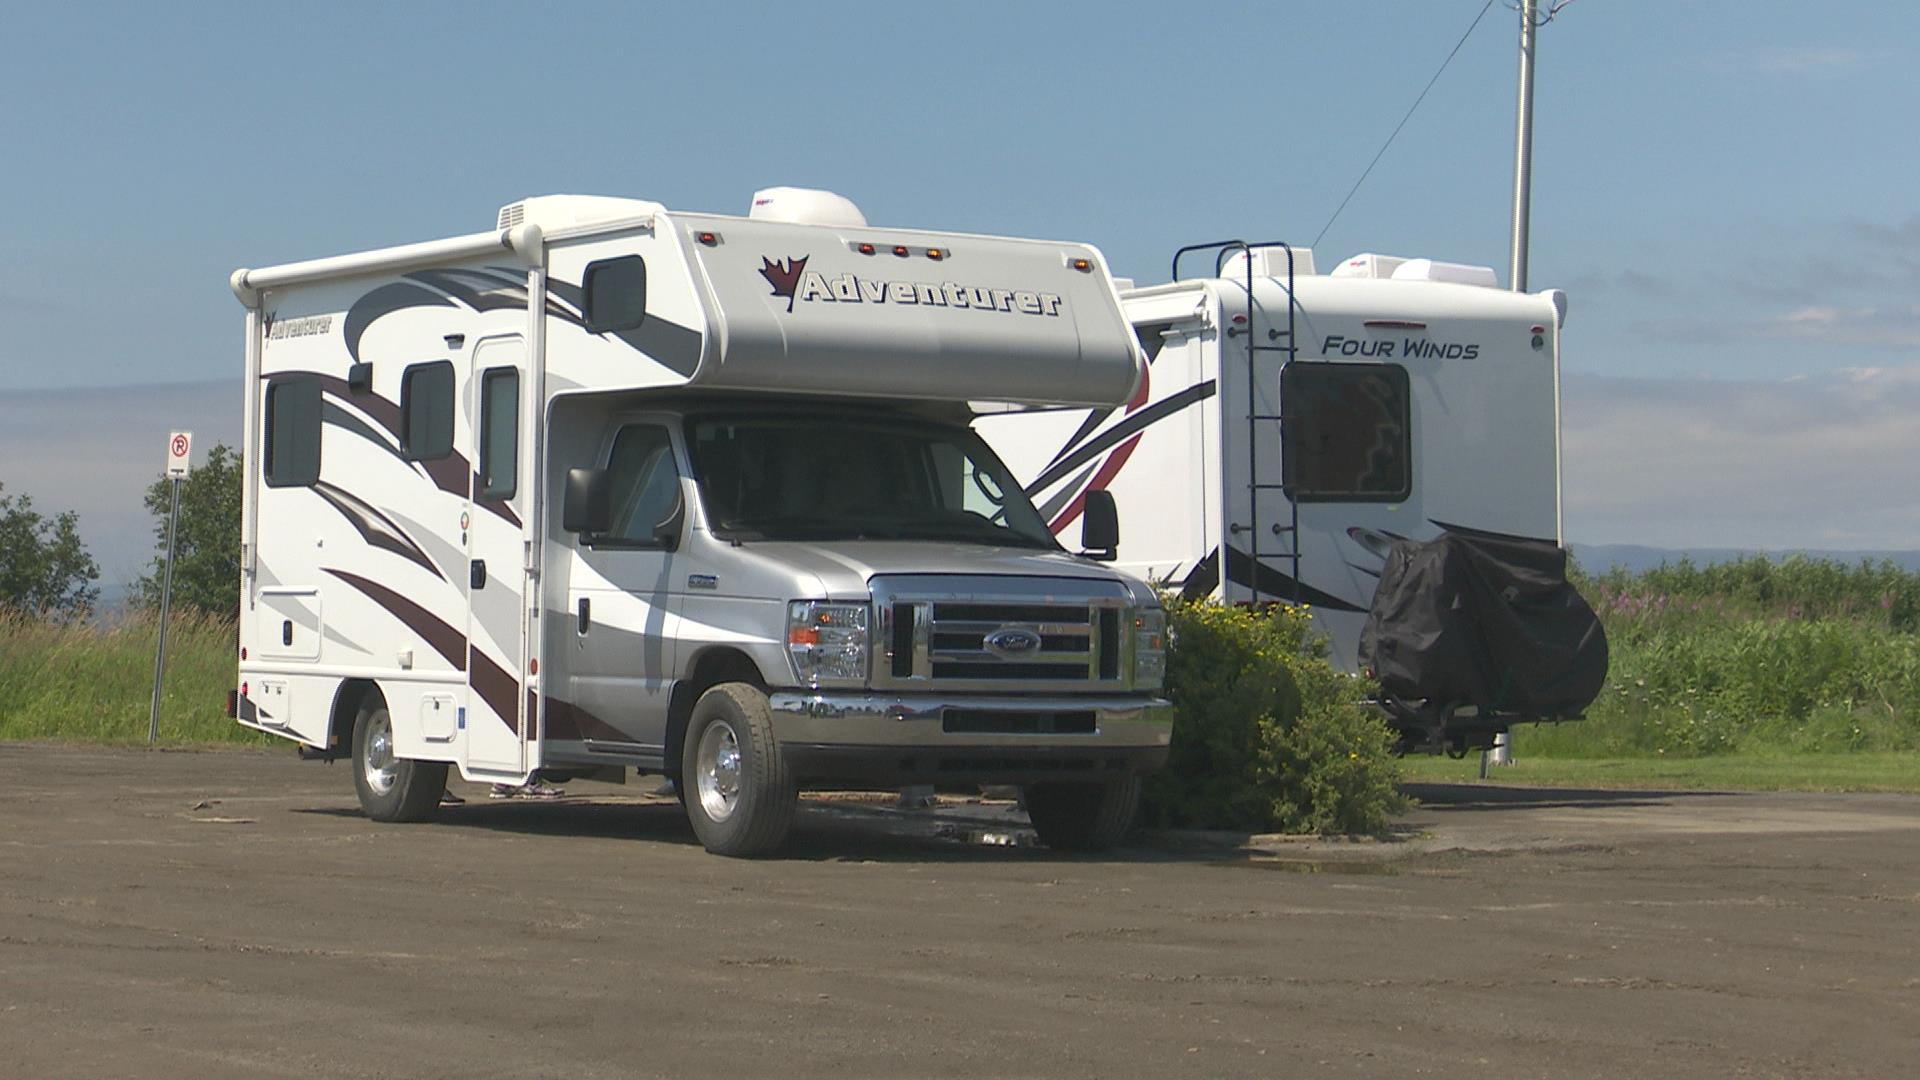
470,559,487,589
577,597,591,634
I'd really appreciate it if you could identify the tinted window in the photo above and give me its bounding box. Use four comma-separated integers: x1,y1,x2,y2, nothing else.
584,255,647,333
1283,363,1411,501
263,376,321,487
401,361,454,461
601,425,681,545
478,368,518,500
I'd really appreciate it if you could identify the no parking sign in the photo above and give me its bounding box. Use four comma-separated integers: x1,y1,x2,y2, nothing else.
166,431,192,477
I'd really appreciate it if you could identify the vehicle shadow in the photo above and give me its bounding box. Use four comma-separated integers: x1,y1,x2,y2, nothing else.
1402,782,1736,812
292,796,1310,865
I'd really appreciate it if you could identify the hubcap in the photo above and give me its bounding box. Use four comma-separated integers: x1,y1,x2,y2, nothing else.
363,712,399,796
696,720,743,823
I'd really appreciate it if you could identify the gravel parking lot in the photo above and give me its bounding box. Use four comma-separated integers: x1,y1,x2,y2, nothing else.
2,743,1917,1079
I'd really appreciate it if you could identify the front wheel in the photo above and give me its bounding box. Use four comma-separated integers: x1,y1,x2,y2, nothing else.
1023,776,1142,853
351,699,447,822
681,683,796,857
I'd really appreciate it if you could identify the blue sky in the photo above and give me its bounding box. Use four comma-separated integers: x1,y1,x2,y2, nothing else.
2,0,1917,572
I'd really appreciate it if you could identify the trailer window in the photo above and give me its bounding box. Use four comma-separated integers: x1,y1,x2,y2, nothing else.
263,376,321,487
1282,362,1411,502
599,424,681,547
583,255,648,334
400,361,454,461
478,368,518,500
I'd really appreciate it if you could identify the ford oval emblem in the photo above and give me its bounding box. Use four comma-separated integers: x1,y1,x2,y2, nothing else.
983,627,1043,657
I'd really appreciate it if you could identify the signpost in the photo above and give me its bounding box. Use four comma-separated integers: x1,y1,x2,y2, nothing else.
148,432,192,745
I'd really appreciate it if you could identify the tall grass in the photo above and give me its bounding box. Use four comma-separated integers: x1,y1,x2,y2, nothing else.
1516,557,1920,758
0,609,262,745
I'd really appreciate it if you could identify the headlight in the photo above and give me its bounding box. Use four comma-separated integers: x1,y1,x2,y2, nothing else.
787,601,870,686
1132,608,1166,690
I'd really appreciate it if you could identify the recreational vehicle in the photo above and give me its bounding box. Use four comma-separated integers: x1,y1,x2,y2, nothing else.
979,243,1592,752
228,189,1172,855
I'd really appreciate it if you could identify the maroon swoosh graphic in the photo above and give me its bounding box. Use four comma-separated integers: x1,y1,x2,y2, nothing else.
1047,358,1152,535
323,569,466,671
541,697,633,744
468,645,524,737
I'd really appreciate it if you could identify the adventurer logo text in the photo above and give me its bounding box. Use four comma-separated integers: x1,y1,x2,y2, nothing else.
760,256,1065,318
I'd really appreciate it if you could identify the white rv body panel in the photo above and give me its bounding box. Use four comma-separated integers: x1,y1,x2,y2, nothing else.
981,265,1565,670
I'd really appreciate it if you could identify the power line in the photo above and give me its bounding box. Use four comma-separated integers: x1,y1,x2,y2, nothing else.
1312,0,1499,250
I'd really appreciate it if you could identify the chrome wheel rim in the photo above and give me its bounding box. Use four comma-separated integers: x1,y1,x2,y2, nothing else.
696,719,743,823
363,711,399,796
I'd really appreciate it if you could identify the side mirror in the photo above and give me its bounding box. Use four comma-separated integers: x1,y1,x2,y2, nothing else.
563,468,611,534
652,490,685,553
1080,489,1119,561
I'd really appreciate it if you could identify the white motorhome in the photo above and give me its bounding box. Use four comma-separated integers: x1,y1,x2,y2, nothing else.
228,188,1172,855
978,243,1570,748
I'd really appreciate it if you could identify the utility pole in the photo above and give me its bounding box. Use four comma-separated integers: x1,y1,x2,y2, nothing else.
1491,0,1545,769
1509,0,1539,295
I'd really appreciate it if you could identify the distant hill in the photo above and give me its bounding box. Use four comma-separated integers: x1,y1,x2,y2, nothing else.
1571,543,1920,576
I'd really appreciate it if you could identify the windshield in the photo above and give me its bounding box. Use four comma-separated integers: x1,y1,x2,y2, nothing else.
687,414,1060,548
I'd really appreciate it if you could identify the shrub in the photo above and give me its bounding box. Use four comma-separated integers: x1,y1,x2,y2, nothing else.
1143,600,1404,835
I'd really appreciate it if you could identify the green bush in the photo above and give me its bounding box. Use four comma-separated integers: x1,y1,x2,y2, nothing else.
1144,600,1404,835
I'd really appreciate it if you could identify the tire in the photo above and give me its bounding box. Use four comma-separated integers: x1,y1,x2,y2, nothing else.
680,683,796,857
1022,776,1142,853
351,700,447,823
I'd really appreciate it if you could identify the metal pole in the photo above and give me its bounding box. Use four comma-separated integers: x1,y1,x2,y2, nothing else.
1508,0,1538,294
147,476,182,745
1493,0,1539,768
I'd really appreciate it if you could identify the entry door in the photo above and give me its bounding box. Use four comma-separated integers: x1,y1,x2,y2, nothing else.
463,336,530,774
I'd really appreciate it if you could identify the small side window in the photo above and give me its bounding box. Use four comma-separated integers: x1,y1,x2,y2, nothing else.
263,376,321,487
478,368,519,500
583,255,648,334
400,361,455,461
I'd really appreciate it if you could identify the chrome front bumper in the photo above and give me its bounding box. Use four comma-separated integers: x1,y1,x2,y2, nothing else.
767,691,1172,747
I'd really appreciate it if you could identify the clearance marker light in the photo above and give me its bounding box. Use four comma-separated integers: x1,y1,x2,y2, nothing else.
893,245,910,257
857,242,876,255
695,231,719,246
1070,257,1093,272
925,248,944,260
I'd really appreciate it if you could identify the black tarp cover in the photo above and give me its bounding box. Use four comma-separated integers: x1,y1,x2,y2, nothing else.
1358,532,1608,717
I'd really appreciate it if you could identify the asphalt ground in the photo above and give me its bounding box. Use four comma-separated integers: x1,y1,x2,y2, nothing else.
2,743,1917,1079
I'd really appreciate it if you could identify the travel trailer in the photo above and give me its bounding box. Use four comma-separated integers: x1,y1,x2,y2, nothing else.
978,243,1584,752
227,188,1172,855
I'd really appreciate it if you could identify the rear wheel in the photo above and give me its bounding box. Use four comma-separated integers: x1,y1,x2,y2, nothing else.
351,700,447,822
1023,776,1142,853
681,683,795,857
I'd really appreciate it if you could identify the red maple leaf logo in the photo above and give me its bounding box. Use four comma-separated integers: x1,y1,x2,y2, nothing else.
759,256,808,313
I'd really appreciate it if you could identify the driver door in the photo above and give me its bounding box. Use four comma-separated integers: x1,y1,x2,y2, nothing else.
565,422,684,755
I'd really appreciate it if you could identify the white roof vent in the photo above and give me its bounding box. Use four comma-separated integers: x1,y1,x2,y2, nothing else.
1218,245,1315,281
1333,253,1498,288
748,186,868,228
1330,253,1407,279
494,195,661,232
1390,258,1499,288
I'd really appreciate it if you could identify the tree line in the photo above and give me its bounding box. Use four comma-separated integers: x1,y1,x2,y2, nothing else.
0,444,241,620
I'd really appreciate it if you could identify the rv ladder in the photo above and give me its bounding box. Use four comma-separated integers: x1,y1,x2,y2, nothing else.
1170,241,1303,605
